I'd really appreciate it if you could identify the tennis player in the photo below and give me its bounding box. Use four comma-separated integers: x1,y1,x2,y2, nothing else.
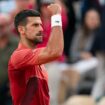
8,3,63,105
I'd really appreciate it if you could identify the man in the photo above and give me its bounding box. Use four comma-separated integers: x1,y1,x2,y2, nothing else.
8,4,63,105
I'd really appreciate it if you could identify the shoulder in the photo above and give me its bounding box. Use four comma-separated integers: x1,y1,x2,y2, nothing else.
10,47,44,61
8,48,32,67
11,48,32,59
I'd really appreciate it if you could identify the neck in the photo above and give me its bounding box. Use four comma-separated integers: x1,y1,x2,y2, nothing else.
20,38,36,49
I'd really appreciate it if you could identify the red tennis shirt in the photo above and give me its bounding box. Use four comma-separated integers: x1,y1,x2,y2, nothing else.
8,43,50,105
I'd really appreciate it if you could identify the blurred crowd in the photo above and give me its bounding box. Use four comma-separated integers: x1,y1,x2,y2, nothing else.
1,0,105,105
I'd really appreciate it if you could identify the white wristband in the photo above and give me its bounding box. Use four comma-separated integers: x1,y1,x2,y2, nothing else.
51,14,62,27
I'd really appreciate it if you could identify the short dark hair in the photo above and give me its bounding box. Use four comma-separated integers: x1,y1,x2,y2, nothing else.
14,9,40,34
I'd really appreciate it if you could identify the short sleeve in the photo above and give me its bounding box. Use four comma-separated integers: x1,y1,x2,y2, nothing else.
11,48,43,69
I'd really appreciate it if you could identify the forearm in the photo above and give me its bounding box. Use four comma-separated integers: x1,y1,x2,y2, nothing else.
46,26,64,56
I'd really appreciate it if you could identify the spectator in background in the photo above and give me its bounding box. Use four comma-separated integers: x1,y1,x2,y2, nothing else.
61,0,79,62
10,0,36,35
28,0,36,9
58,8,101,104
0,13,18,105
10,0,35,18
70,8,100,64
81,0,105,101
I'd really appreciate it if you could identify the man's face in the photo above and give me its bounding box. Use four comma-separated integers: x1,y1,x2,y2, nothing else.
23,17,43,44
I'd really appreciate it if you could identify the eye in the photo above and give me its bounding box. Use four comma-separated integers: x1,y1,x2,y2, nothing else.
33,23,39,27
32,23,43,28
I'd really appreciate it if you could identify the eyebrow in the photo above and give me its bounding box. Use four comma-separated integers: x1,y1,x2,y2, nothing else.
32,22,42,25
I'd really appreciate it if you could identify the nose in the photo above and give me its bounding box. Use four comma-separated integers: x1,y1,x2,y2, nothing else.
40,25,43,32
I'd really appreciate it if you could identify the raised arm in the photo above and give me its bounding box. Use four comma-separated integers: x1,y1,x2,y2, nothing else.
37,4,64,63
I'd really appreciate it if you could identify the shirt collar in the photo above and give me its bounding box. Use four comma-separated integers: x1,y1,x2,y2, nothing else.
18,42,28,49
18,42,37,50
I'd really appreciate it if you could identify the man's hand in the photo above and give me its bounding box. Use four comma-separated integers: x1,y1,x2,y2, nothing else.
47,4,61,15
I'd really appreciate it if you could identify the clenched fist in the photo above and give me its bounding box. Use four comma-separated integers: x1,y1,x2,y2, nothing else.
47,4,61,16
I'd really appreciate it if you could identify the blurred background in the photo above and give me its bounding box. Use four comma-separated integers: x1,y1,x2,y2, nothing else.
0,0,105,105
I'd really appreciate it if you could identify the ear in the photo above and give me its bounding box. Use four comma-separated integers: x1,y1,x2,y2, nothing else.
18,26,25,35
